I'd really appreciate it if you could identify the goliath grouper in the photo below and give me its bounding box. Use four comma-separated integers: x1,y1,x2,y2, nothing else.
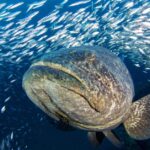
22,46,150,148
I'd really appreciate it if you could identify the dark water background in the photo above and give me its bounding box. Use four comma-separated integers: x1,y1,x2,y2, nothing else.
0,0,150,149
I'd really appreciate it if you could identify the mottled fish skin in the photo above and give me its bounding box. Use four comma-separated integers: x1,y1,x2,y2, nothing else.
23,46,134,131
124,94,150,140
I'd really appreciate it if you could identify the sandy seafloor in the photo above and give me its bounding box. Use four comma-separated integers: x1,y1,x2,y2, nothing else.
0,0,150,149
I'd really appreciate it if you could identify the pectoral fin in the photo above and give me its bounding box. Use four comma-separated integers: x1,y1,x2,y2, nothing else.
103,130,123,148
124,94,150,140
87,131,104,146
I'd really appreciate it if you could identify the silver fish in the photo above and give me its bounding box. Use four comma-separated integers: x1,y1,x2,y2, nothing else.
69,0,91,7
6,2,24,10
27,0,47,12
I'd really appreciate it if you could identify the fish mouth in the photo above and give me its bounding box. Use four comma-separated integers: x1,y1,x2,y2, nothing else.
22,61,90,124
22,61,123,131
31,61,88,88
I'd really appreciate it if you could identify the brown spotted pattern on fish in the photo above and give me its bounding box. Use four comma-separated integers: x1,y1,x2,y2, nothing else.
23,46,134,131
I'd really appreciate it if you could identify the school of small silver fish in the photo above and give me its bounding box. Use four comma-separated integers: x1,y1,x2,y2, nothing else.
0,0,150,149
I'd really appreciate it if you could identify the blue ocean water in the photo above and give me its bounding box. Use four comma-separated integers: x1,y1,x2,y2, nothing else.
0,0,150,149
